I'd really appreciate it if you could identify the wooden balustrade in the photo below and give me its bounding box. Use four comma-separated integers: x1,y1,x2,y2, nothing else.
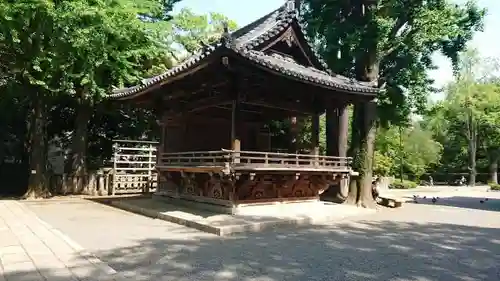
157,149,352,172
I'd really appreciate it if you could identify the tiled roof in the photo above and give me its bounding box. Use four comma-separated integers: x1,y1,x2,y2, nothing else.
109,1,378,99
241,51,377,94
110,44,220,99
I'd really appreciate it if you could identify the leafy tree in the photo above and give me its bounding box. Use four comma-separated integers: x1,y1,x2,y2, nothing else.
53,0,177,192
422,102,467,176
400,125,442,179
425,49,500,185
0,0,69,198
296,115,327,154
170,8,238,60
302,0,485,207
428,84,500,185
375,124,442,180
478,109,500,184
0,0,179,197
373,151,393,177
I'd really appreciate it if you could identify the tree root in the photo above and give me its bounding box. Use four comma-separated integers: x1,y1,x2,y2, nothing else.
357,198,378,209
344,194,358,205
22,186,52,200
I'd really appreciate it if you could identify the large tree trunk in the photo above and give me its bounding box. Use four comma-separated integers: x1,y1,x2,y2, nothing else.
466,112,477,186
346,101,377,208
468,144,476,186
24,92,50,199
345,0,379,208
488,152,498,184
489,160,497,184
70,95,92,194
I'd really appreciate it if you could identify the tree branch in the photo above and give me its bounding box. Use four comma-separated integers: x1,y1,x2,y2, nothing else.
381,0,423,58
381,25,419,59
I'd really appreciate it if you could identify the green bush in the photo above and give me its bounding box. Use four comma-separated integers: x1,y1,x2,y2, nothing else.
389,180,418,189
373,151,394,177
488,182,500,191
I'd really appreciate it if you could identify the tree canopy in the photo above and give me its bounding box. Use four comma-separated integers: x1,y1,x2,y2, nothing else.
424,49,500,185
300,0,485,206
302,0,485,125
0,0,235,197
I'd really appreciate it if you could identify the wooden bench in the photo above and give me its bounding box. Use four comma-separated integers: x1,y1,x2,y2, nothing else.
378,196,403,208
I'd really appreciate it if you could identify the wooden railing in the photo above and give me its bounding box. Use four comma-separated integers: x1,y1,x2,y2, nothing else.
158,149,352,171
158,150,231,166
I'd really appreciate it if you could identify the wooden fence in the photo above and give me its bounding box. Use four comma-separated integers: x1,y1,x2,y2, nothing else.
111,140,158,195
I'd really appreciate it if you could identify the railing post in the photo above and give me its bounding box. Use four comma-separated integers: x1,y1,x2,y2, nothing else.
232,150,240,164
265,153,269,165
111,146,117,196
146,144,153,193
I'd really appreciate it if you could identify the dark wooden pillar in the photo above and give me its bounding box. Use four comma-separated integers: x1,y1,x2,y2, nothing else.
289,116,298,153
159,123,166,165
311,113,320,155
337,105,349,157
326,103,348,157
160,113,169,154
230,99,241,152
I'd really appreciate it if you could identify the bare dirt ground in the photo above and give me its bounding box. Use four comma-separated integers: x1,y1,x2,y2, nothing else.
23,190,500,281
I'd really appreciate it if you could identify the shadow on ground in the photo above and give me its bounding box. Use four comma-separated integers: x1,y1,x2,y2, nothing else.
15,220,500,280
92,220,500,280
409,195,500,212
16,197,500,281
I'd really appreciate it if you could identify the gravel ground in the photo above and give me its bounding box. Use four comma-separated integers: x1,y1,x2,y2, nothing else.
25,191,500,281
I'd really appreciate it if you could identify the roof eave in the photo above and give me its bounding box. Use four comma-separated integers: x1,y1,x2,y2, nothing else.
108,44,224,101
236,50,379,96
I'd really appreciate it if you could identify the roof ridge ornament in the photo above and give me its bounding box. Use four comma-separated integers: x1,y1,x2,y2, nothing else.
285,0,300,14
221,21,235,49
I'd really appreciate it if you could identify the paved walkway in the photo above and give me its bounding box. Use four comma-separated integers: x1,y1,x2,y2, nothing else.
0,200,126,281
3,191,500,281
24,193,500,281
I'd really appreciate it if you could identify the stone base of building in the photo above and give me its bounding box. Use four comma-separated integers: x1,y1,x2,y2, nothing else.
153,192,321,215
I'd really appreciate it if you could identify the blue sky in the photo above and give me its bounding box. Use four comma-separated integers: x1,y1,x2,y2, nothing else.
174,0,500,98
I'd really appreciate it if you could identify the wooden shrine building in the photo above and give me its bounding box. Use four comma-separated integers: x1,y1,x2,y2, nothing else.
109,1,378,213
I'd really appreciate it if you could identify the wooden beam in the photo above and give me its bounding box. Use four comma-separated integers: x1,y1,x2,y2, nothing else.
183,95,233,113
244,100,315,115
311,113,320,155
161,80,230,102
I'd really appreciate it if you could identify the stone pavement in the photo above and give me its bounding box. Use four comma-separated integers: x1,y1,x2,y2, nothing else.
0,200,126,281
111,197,375,236
23,194,500,281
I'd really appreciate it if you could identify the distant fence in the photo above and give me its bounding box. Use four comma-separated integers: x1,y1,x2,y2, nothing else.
111,140,158,195
421,173,491,185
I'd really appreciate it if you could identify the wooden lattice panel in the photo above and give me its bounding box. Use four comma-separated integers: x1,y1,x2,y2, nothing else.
112,140,158,194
